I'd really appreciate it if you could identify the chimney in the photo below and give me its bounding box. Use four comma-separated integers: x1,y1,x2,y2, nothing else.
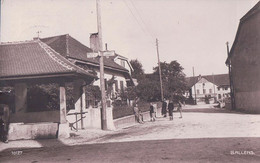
105,43,108,51
90,33,99,52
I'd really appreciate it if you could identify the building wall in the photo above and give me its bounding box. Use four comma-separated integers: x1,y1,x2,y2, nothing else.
189,78,230,102
230,10,260,112
114,58,132,75
93,69,127,94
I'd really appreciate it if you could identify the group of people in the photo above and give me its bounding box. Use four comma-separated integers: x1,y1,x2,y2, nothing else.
133,95,184,123
162,97,183,121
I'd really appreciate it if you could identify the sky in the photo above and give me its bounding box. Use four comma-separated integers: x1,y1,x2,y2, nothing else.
1,0,259,77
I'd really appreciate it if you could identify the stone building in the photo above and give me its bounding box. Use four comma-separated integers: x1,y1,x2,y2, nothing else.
226,1,260,113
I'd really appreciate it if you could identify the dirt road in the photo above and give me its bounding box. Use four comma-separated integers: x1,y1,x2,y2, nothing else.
1,107,260,162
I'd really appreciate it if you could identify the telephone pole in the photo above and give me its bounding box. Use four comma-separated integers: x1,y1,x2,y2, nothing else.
193,67,197,105
226,42,235,110
96,0,107,130
156,38,164,101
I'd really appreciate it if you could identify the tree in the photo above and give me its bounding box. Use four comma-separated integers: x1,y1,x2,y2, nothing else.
153,60,187,99
130,59,145,81
136,78,161,101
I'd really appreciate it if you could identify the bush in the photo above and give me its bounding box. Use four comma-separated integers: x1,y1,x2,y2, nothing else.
113,105,134,119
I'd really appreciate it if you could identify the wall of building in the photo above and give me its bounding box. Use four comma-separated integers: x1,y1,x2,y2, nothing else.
231,11,260,112
114,58,132,75
189,78,230,103
93,69,127,94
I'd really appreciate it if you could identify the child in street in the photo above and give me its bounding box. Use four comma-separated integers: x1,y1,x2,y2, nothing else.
150,102,155,122
168,100,174,121
177,101,183,118
133,103,144,124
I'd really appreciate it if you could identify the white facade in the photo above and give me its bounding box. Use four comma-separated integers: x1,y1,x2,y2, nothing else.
114,56,133,75
189,77,230,103
93,71,127,94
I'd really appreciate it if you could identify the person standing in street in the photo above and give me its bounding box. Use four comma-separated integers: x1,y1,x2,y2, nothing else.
168,100,174,121
173,93,183,118
150,102,155,122
162,99,167,117
133,103,144,124
177,100,183,118
0,104,10,143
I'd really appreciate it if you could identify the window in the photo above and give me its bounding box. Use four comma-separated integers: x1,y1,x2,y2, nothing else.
203,89,206,94
197,89,200,94
121,60,125,68
104,79,107,90
209,89,212,94
217,87,220,91
225,87,228,90
120,81,124,92
218,94,222,99
115,80,118,92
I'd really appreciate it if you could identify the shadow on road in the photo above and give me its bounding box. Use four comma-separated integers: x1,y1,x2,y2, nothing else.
1,137,260,162
181,108,247,114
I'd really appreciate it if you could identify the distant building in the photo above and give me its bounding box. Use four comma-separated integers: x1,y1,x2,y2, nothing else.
226,2,260,113
186,74,230,104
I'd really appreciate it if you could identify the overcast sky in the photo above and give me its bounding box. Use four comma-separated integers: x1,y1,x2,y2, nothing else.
1,0,259,77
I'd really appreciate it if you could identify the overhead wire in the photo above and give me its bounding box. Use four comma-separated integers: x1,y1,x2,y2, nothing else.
122,0,155,41
128,0,156,39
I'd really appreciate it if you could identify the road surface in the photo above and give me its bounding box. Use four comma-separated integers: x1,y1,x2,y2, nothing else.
1,107,260,162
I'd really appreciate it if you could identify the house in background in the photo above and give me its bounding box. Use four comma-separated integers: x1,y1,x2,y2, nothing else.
186,74,230,104
40,33,134,105
226,1,260,113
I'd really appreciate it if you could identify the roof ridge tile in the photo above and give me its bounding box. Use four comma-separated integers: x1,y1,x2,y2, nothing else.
0,40,37,45
38,41,74,71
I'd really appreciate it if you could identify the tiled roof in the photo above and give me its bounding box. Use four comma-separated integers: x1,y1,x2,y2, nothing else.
0,40,97,80
40,34,129,72
186,74,230,88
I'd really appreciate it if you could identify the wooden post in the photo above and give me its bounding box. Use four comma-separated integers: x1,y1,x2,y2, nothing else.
156,38,164,101
226,42,235,110
14,83,27,113
96,0,108,130
193,67,197,105
59,83,70,138
60,84,67,124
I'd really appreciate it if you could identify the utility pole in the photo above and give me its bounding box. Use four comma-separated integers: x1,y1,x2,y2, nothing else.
156,38,164,101
96,0,107,130
226,42,235,110
193,67,197,105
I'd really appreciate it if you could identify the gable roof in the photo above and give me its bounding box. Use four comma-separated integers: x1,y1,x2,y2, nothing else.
40,34,129,73
0,40,97,82
226,1,260,63
186,74,230,88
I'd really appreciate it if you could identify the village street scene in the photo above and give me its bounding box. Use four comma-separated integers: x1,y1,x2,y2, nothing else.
0,0,260,162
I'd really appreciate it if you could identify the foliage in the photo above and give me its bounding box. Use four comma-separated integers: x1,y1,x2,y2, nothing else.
113,105,134,119
136,77,161,102
106,75,116,100
132,60,187,102
153,60,187,100
27,84,60,111
130,59,145,81
125,86,137,100
85,85,101,108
